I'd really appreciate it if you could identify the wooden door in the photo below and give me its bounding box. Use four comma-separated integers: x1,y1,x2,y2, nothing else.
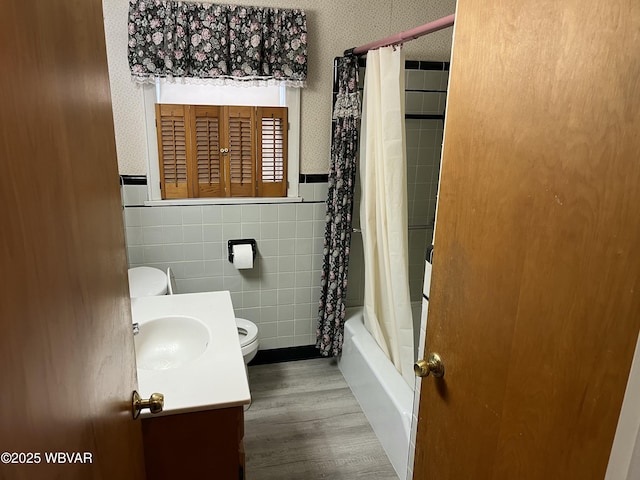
0,0,146,478
413,0,640,478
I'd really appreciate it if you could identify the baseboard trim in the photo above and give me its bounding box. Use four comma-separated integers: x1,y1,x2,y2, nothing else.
249,345,323,366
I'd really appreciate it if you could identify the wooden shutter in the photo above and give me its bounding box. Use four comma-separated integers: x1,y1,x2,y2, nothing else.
257,107,288,197
156,104,190,199
156,103,288,199
226,106,255,197
191,106,224,198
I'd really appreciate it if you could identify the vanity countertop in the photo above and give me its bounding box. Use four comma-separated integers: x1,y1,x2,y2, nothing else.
131,291,250,418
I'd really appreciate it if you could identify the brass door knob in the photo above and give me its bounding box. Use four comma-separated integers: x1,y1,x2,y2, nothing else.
414,353,445,378
132,391,164,419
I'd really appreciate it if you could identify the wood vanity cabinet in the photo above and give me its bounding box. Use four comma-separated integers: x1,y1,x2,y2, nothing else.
141,406,245,479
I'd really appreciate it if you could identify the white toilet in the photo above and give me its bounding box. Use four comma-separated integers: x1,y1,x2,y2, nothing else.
129,267,259,365
236,318,259,364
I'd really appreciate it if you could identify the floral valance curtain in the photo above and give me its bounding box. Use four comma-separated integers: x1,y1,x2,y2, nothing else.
128,0,307,87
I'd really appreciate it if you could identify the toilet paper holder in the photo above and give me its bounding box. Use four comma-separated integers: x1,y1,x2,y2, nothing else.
228,239,257,263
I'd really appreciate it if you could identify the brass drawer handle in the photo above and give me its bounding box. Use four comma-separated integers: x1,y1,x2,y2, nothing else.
132,390,164,419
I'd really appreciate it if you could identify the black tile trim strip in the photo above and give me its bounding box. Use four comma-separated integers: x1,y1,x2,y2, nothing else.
359,58,450,71
122,173,329,187
415,61,450,71
299,173,329,183
120,175,147,185
406,114,445,120
406,89,447,93
248,345,323,366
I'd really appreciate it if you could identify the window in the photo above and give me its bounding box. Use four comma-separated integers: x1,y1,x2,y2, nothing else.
142,81,300,204
156,104,287,199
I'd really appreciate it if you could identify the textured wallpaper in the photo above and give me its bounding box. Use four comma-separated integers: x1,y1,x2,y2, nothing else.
103,0,456,175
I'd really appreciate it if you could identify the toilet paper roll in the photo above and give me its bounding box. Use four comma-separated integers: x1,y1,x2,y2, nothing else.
232,244,254,269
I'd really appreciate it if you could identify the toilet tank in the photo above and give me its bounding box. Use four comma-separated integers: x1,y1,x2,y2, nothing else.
128,266,168,297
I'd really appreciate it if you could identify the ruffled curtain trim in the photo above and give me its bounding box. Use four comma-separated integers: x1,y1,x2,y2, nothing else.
333,92,361,119
130,74,306,88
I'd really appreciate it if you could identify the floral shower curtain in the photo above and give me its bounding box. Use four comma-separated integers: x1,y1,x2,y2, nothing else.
316,56,361,357
128,0,307,86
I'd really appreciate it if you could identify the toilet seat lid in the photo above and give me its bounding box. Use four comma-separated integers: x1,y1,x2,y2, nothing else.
128,266,168,298
236,318,258,346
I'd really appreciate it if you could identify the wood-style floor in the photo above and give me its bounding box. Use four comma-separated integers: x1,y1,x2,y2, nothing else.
244,358,399,480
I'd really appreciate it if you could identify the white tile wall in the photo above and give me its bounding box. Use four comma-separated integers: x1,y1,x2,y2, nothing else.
123,184,329,350
405,69,449,92
121,184,147,206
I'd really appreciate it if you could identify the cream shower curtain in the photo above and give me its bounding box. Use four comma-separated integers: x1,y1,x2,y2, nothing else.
360,46,414,386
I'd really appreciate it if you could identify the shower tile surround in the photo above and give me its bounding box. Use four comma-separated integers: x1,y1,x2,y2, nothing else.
122,181,328,351
122,62,446,353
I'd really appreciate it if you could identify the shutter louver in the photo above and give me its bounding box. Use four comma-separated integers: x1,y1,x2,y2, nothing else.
156,104,189,199
227,106,255,197
192,106,224,197
257,107,288,197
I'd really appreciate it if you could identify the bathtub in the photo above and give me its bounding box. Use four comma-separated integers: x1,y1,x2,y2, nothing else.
338,306,418,479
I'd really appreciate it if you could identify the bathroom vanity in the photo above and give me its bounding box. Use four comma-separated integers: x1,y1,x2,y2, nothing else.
141,406,245,478
131,292,251,479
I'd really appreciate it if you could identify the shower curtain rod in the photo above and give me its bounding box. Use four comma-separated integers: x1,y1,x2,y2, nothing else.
346,14,455,56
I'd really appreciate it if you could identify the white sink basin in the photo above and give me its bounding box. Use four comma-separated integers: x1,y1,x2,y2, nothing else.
135,315,210,371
